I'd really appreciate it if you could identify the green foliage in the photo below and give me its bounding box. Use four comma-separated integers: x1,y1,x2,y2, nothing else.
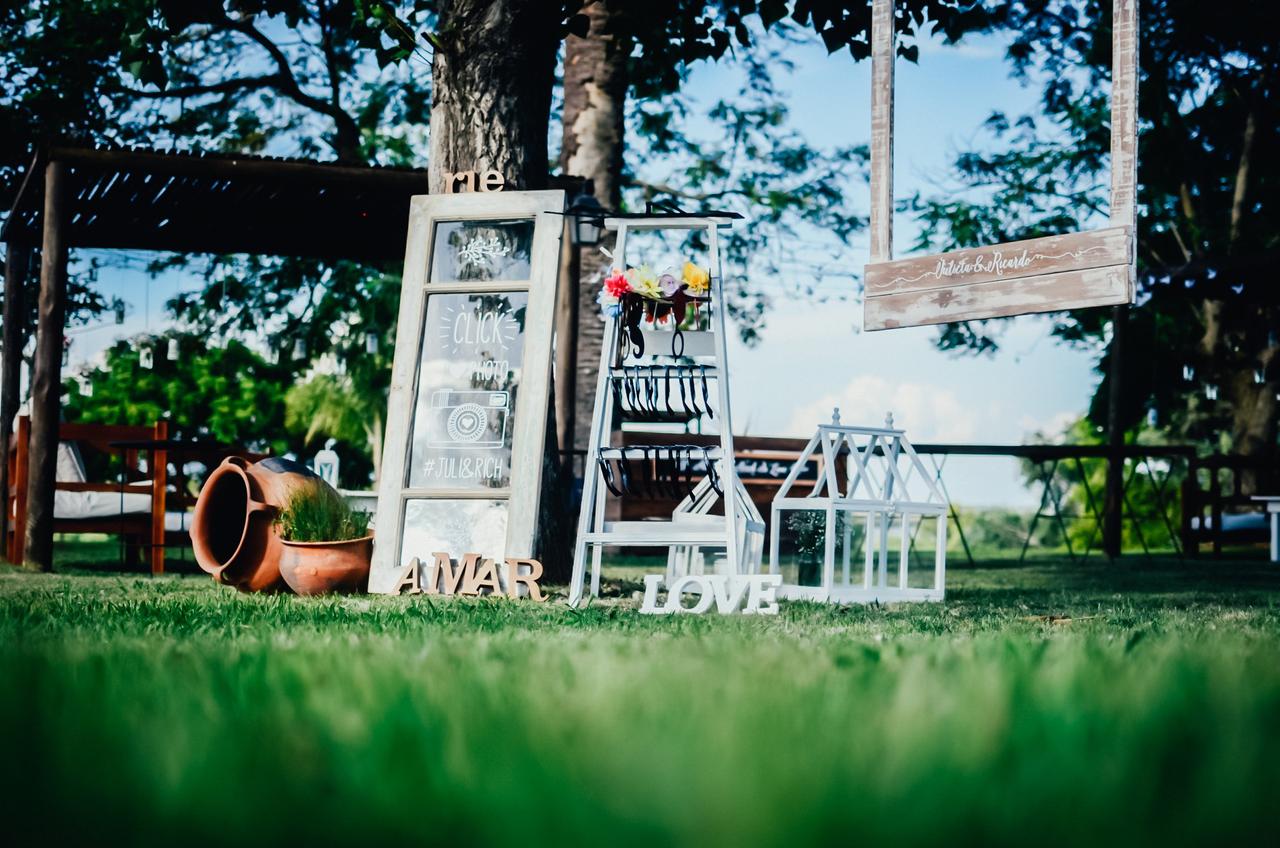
63,332,291,454
615,4,994,340
626,36,871,341
168,258,400,472
1,561,1279,843
276,484,370,542
1020,416,1183,553
285,374,380,485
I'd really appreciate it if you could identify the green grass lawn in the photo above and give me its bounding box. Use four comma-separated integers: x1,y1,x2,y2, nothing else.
2,548,1278,845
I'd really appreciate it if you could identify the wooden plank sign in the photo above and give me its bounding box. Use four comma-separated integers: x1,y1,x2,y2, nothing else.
864,0,1138,331
865,227,1133,329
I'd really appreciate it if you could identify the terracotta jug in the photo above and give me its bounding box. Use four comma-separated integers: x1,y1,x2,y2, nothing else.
191,456,329,592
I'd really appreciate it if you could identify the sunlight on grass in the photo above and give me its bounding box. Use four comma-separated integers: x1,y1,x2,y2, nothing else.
2,557,1278,844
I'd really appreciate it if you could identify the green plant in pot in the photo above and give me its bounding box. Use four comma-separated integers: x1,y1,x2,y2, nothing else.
275,486,373,595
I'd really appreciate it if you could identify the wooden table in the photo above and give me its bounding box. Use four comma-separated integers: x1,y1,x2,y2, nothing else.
1253,497,1280,563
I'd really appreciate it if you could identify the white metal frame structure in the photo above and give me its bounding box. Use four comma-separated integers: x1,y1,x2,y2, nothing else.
769,411,948,603
568,215,763,607
369,190,564,593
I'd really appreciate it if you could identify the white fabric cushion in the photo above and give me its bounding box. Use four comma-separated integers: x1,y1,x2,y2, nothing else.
45,439,193,535
1189,513,1268,533
54,489,152,519
56,442,87,483
52,489,192,536
164,511,192,534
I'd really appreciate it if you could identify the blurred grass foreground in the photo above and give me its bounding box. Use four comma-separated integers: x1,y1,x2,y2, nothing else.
2,554,1278,846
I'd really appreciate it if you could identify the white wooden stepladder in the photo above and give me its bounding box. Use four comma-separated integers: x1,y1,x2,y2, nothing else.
569,215,764,607
769,410,948,603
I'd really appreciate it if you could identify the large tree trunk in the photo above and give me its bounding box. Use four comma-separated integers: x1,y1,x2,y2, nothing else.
559,0,628,453
1229,368,1278,496
427,0,560,192
427,0,567,578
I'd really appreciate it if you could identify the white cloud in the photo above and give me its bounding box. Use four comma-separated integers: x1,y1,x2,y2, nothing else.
784,375,979,443
1016,411,1079,443
914,38,1004,61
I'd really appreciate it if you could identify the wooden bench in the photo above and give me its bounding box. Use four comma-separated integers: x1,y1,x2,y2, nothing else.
1181,454,1278,557
7,417,168,574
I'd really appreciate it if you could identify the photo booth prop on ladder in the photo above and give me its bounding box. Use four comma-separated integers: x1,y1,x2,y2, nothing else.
769,411,947,603
569,214,764,607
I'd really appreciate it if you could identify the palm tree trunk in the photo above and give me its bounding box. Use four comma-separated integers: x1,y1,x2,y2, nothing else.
559,0,628,452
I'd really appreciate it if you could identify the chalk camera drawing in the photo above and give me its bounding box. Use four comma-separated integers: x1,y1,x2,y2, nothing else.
428,389,510,449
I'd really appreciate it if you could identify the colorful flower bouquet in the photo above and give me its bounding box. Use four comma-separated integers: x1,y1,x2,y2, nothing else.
598,262,710,317
598,262,712,359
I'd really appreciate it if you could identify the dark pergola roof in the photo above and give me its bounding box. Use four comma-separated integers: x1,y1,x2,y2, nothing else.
2,146,432,261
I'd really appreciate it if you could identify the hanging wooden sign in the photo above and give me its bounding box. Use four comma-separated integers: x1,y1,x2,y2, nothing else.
863,0,1137,331
368,190,565,594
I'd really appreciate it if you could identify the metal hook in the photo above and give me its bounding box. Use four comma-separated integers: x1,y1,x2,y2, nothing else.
616,449,634,495
686,366,703,418
646,366,660,418
675,448,696,502
598,454,624,497
705,446,723,496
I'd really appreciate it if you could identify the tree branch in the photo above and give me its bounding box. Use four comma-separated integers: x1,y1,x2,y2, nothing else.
1229,110,1256,252
227,16,362,161
121,75,280,99
628,179,737,202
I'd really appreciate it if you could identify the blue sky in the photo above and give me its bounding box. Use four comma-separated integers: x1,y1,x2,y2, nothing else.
65,29,1102,508
685,32,1104,506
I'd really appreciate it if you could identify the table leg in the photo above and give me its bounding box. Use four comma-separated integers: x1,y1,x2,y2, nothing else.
1271,512,1278,564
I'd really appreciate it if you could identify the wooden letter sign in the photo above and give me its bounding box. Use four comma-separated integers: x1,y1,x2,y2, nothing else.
393,554,547,600
368,190,564,594
444,169,507,194
863,0,1138,330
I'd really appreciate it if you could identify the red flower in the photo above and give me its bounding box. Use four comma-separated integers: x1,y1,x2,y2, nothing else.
604,270,631,298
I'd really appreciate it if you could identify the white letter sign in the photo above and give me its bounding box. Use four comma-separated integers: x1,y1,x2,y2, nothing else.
640,574,781,616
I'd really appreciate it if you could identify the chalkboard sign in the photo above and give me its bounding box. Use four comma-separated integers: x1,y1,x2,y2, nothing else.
407,292,527,490
369,191,565,593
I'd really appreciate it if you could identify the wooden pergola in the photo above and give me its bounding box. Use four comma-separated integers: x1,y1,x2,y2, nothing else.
0,146,432,570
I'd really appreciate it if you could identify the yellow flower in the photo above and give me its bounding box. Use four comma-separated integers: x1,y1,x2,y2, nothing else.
626,264,662,299
682,261,710,294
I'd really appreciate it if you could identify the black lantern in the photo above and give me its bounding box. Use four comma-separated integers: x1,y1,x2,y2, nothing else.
568,190,606,246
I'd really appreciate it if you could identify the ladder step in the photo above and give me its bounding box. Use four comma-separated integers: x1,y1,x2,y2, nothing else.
639,329,716,357
608,365,720,376
585,519,731,546
598,446,723,459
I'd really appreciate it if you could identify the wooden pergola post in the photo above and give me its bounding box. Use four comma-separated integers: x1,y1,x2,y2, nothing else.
1103,303,1129,558
23,160,69,571
554,218,580,455
1,241,30,558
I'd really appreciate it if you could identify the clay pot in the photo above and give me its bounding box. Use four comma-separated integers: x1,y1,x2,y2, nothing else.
191,456,329,592
278,536,373,595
